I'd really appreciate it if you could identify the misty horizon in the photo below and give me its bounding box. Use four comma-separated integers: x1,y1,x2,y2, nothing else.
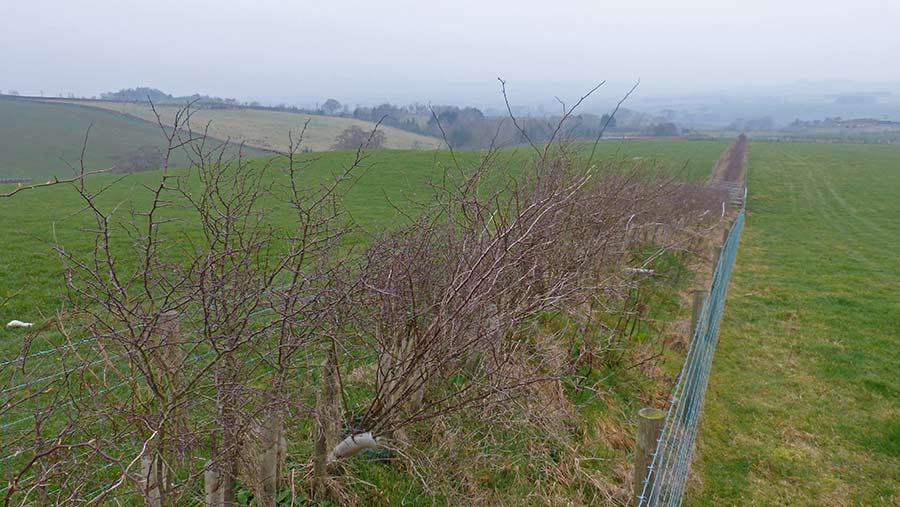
3,0,900,113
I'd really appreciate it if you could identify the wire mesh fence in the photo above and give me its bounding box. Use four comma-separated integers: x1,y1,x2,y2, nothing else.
637,190,746,507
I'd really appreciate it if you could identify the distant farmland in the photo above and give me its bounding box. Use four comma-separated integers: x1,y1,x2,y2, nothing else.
45,98,444,152
0,97,269,180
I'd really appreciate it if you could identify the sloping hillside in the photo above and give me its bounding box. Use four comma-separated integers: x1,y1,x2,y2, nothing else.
46,99,444,152
0,97,267,180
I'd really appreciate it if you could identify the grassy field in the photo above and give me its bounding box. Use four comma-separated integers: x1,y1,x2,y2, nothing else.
691,141,900,506
0,138,726,339
0,97,269,180
47,99,443,152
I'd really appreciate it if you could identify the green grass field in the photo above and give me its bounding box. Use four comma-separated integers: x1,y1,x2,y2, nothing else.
1,97,183,180
48,99,444,152
0,138,726,343
691,141,900,506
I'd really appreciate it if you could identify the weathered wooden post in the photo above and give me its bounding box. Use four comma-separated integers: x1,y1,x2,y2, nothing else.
634,407,665,505
321,346,342,454
204,465,223,507
141,455,162,507
223,461,238,507
313,344,342,500
312,405,331,501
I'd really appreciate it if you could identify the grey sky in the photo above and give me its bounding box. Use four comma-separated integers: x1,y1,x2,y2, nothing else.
3,0,899,108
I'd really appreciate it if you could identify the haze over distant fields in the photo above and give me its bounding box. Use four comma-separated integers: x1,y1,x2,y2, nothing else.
2,0,899,120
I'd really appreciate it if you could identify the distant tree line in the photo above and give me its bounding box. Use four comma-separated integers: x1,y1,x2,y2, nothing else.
94,89,683,149
343,102,681,149
101,87,175,102
101,87,245,107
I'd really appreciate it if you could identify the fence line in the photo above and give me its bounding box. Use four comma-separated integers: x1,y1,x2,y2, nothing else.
637,188,746,507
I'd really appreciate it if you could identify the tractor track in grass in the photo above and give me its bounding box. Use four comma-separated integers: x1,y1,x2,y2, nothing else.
784,148,894,272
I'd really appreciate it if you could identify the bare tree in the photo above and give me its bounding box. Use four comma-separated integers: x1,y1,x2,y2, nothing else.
332,125,385,150
321,98,342,115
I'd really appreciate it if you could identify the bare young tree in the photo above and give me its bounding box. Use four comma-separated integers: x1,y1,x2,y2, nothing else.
312,114,726,496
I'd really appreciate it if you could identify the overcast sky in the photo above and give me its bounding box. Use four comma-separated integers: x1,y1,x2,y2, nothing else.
2,0,899,108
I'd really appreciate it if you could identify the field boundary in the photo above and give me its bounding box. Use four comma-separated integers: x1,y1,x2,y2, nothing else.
637,137,748,506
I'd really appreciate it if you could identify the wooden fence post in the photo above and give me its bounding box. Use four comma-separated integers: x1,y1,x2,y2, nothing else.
312,404,329,498
634,407,665,505
204,466,224,507
222,460,238,507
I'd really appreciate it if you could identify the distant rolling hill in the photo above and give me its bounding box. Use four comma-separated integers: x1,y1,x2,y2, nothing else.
45,99,444,153
0,96,268,180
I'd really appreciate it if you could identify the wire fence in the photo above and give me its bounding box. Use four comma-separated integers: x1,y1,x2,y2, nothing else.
637,188,746,507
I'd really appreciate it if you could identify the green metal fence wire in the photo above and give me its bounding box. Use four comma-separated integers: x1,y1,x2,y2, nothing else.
638,190,746,507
